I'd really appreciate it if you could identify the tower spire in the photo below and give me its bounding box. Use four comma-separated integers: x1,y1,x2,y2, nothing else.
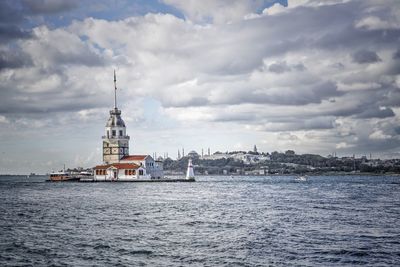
114,69,117,109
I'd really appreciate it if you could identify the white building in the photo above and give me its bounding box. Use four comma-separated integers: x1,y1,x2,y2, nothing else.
94,163,146,181
93,71,163,181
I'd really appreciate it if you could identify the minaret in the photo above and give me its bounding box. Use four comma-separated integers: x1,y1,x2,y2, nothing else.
102,70,130,164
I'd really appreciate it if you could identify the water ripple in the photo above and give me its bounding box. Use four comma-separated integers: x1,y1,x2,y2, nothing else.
0,175,399,266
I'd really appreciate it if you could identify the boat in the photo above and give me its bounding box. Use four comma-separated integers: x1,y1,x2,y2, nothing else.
48,171,80,182
295,175,308,182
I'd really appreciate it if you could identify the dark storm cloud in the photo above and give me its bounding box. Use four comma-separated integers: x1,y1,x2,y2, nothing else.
21,0,78,15
0,1,31,42
256,81,342,106
394,49,400,59
193,0,398,77
321,87,399,119
0,25,32,42
206,107,338,131
382,91,400,107
249,117,337,132
268,61,291,73
0,50,32,70
352,49,381,64
268,61,306,73
0,0,79,43
0,82,107,115
356,106,395,119
0,1,24,24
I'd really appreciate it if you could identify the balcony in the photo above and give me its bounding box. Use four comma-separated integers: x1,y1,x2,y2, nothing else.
102,135,130,140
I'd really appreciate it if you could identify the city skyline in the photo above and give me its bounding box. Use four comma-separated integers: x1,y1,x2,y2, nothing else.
1,0,400,174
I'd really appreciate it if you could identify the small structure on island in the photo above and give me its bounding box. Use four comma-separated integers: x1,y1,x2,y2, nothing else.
186,158,195,179
93,71,163,181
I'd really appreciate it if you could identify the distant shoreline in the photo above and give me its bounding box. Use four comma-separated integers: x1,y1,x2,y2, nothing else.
3,173,399,177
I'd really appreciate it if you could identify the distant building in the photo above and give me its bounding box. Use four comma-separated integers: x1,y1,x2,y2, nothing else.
187,150,199,158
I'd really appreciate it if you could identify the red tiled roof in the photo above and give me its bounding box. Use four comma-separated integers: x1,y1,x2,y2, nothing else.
121,155,148,161
94,163,140,170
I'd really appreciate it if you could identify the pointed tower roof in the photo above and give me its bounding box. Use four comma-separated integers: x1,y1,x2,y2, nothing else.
106,70,125,127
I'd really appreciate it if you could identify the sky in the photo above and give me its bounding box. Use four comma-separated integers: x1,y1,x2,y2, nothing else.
1,0,400,174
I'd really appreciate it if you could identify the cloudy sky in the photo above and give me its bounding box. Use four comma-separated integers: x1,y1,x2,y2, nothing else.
1,0,400,174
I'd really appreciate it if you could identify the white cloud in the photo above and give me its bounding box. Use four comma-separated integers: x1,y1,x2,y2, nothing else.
0,115,9,124
355,16,400,30
369,130,392,140
262,3,287,16
336,142,352,149
2,0,400,173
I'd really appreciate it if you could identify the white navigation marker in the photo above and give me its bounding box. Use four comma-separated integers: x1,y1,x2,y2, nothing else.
186,158,195,179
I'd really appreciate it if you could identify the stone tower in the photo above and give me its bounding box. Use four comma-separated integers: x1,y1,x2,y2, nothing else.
102,70,130,164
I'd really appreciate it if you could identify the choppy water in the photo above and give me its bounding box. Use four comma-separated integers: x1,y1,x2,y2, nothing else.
0,175,400,266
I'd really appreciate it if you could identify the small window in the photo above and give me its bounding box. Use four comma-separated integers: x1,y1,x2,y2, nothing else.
139,169,143,175
132,170,136,175
119,130,123,136
107,130,109,138
112,130,116,136
125,170,128,175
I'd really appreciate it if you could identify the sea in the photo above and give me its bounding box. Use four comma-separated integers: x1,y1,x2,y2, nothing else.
0,175,399,266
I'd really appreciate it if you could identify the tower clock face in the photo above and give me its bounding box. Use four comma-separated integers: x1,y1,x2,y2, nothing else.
104,148,110,154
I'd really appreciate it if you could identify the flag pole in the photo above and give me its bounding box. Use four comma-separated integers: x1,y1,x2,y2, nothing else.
114,69,117,109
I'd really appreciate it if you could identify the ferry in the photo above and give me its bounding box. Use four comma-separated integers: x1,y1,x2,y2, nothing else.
48,172,80,182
